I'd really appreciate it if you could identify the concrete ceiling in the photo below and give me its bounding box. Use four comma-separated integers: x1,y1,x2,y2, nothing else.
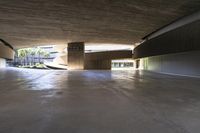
0,0,199,48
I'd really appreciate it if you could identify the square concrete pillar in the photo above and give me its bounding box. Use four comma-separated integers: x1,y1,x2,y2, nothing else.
67,42,85,70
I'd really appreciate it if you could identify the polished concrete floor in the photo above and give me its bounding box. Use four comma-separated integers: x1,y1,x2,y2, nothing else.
0,68,200,133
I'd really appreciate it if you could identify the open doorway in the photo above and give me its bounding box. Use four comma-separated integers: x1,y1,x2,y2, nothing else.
7,45,68,70
112,59,134,70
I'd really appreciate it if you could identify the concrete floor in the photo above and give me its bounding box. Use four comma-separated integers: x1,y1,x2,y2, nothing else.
0,68,200,133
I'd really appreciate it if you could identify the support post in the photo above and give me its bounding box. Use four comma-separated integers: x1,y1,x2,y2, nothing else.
67,42,85,70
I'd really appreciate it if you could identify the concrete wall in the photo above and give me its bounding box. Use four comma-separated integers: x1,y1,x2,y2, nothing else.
85,50,132,61
84,50,132,70
0,58,6,68
134,20,200,59
133,13,200,76
84,59,111,70
0,43,15,60
141,51,200,77
0,41,14,68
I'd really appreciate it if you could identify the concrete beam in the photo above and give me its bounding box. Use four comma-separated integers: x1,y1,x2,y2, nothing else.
85,50,132,61
143,11,200,40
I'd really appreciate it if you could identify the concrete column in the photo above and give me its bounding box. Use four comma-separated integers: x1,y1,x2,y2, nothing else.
67,42,85,70
0,58,6,68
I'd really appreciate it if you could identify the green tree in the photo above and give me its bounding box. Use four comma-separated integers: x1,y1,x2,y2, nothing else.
17,49,26,66
25,48,32,65
36,48,45,63
43,51,50,64
30,48,36,65
36,48,41,63
43,51,50,58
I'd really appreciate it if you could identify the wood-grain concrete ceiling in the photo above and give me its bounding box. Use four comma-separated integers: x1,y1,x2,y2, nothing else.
0,0,199,48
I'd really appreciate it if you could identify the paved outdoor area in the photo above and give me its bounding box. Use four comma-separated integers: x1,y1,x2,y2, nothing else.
0,68,200,133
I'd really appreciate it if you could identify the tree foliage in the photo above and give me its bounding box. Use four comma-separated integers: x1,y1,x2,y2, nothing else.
17,47,50,66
